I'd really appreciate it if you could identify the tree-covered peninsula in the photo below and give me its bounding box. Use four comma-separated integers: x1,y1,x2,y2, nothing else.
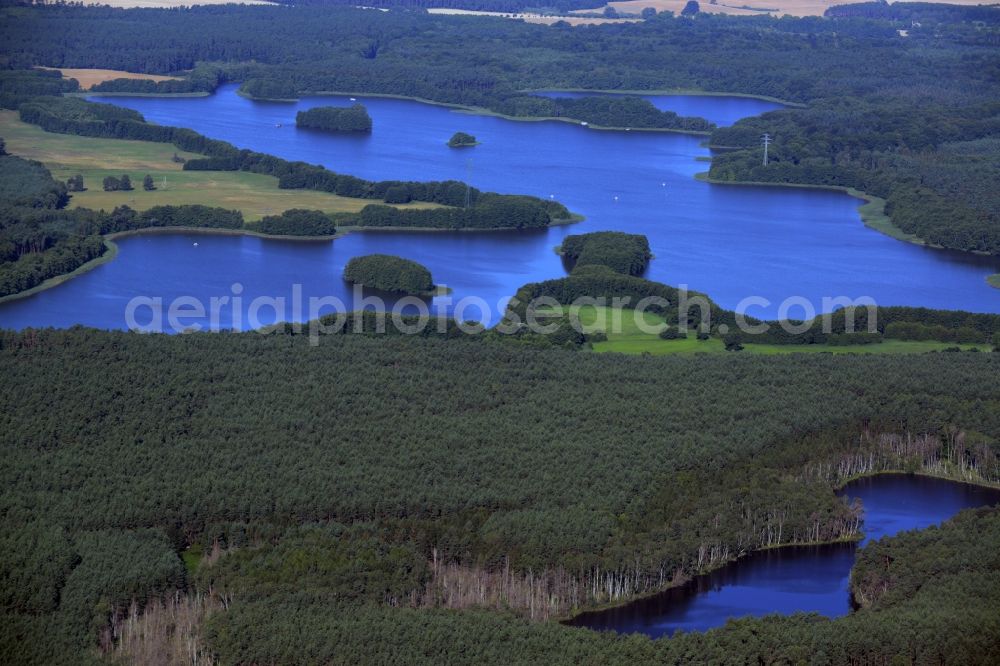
252,208,337,237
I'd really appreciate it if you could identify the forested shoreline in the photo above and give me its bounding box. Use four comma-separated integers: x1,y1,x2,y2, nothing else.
14,95,567,223
0,79,571,299
1,3,997,254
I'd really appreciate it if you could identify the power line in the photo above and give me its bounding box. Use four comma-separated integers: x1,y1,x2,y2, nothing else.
761,133,772,167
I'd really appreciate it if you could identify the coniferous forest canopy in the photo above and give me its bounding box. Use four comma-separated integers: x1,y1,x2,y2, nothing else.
1,2,1000,665
2,330,1000,665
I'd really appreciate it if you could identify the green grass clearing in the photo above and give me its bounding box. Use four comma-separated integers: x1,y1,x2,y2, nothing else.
849,189,927,246
0,110,442,221
543,305,986,355
181,544,204,576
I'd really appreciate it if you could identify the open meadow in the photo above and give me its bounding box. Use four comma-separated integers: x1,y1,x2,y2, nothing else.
551,305,985,355
38,67,182,90
0,110,440,220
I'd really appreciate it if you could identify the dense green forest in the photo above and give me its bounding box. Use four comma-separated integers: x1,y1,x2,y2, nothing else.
296,104,373,132
850,506,1000,612
1,328,999,663
2,3,995,253
0,150,103,297
3,4,993,105
343,254,436,294
2,3,1000,663
0,151,66,209
0,67,77,105
191,506,1000,665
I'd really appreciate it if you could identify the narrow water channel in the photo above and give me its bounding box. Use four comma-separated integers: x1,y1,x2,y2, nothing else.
565,474,1000,637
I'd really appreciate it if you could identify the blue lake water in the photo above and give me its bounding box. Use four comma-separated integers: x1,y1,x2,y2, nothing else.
0,85,997,330
565,475,1000,638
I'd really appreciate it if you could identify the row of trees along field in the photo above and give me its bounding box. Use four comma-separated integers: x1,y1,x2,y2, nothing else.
2,4,996,254
251,208,337,236
100,174,157,192
1,328,999,663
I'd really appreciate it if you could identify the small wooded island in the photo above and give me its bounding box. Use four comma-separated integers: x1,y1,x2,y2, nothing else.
296,104,372,133
447,131,478,148
559,231,652,276
344,254,440,296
